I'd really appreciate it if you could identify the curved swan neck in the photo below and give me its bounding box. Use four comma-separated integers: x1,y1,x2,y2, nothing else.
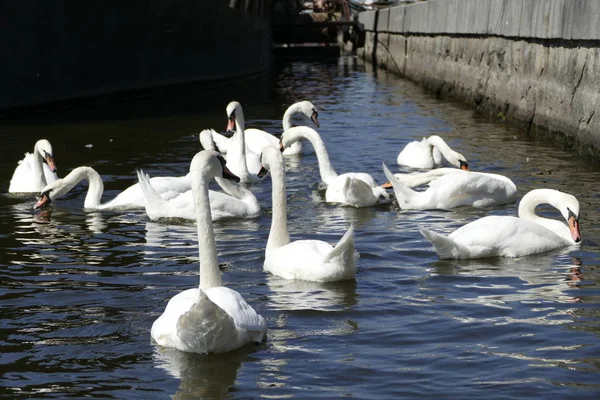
266,155,290,252
57,167,104,208
285,127,337,183
282,103,301,131
193,170,223,291
426,135,452,154
518,189,563,222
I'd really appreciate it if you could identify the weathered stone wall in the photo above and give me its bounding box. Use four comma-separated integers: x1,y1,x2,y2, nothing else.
358,0,600,157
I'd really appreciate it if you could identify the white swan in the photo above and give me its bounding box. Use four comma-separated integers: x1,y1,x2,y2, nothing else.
396,135,469,170
211,101,320,156
151,150,267,354
280,126,388,208
382,164,517,209
136,131,260,221
137,169,260,221
9,139,59,193
260,146,357,282
34,166,190,210
224,101,264,183
419,188,582,259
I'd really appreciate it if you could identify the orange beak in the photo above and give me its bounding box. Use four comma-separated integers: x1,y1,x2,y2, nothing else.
45,155,57,173
568,215,581,243
381,181,393,189
226,116,236,132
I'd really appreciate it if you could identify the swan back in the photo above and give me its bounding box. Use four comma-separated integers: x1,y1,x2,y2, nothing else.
518,188,581,243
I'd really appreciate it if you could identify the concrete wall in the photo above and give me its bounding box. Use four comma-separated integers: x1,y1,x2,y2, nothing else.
0,1,271,113
358,0,600,157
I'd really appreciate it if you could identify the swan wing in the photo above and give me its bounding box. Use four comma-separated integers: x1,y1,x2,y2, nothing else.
206,287,267,344
322,225,358,280
210,130,231,154
326,175,380,207
244,128,279,155
265,237,356,282
427,172,517,208
151,288,240,354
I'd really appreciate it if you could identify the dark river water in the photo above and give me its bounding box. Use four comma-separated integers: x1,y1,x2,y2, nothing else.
1,57,600,399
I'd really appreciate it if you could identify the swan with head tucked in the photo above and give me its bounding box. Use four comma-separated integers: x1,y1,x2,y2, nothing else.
396,135,468,170
151,150,267,354
9,139,59,193
224,101,264,183
35,166,191,210
211,101,320,156
419,188,581,259
260,146,357,282
382,164,517,209
280,126,388,208
137,131,260,221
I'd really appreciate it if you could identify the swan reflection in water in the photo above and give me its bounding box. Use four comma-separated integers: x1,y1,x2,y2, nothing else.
153,345,262,399
430,252,584,307
266,274,358,312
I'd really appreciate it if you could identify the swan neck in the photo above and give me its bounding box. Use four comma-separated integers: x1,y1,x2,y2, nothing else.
214,177,248,200
32,143,46,189
427,136,453,159
194,175,223,290
290,128,337,183
233,119,248,176
59,167,103,208
266,158,290,252
282,104,300,131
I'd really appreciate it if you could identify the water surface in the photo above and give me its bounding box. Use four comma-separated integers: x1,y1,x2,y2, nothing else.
1,57,599,399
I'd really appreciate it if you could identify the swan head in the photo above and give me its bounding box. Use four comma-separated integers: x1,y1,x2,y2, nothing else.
33,178,70,209
298,101,320,128
559,194,581,243
192,150,240,183
36,139,57,173
259,146,284,176
225,101,243,132
198,129,217,152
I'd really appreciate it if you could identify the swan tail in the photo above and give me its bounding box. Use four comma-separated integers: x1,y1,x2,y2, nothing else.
175,291,239,354
382,162,417,208
137,169,168,220
418,225,460,260
323,225,357,279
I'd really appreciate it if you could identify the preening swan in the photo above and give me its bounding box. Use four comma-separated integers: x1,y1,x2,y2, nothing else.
260,145,357,282
420,188,581,259
211,101,320,156
396,135,468,170
34,166,190,210
382,164,517,209
280,126,389,208
137,169,260,221
224,101,264,183
9,139,59,193
137,131,260,221
151,150,267,354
